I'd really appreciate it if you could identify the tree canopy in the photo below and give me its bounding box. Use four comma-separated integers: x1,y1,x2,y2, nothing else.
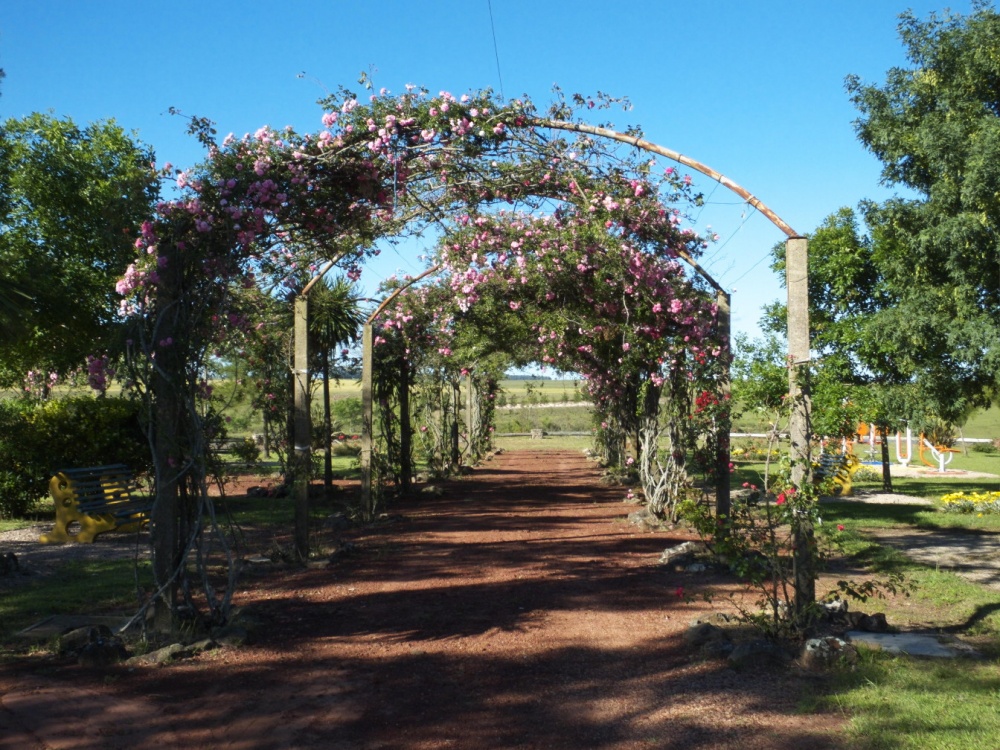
846,3,1000,420
0,113,158,386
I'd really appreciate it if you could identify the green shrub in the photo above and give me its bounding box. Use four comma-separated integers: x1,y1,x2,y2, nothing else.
852,465,882,482
0,396,151,517
230,436,262,465
330,397,363,433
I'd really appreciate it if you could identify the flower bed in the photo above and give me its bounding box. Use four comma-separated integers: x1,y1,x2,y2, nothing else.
940,490,1000,514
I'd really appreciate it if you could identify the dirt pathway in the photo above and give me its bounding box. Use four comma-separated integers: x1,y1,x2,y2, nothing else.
0,450,844,749
865,527,1000,589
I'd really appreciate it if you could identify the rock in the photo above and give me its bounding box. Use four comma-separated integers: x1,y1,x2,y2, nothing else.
685,619,734,660
700,638,735,659
820,598,848,616
727,638,790,671
59,625,113,656
126,642,188,666
212,625,249,648
859,612,889,633
0,552,18,576
59,624,129,667
658,541,700,565
329,540,360,564
628,509,657,530
323,512,353,531
800,637,858,671
685,622,730,648
690,613,732,626
421,485,444,497
78,637,129,667
188,638,217,655
843,611,867,630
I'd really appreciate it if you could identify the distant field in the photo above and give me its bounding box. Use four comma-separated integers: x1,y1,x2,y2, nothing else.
7,377,1000,442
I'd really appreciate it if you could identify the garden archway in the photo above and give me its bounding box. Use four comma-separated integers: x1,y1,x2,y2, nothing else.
120,86,811,627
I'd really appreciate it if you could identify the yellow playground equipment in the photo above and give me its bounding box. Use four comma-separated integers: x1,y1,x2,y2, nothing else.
814,446,862,496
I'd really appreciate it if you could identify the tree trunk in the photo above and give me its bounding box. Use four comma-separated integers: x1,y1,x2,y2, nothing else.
399,357,411,495
150,242,183,633
879,424,894,493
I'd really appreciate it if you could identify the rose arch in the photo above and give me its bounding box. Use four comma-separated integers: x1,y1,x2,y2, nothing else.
116,86,810,630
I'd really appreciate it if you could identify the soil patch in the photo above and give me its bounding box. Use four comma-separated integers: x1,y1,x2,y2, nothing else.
0,450,846,749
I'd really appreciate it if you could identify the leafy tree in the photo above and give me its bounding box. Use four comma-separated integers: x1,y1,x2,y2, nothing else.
770,204,981,489
0,113,158,386
308,275,364,493
732,331,787,423
845,3,1000,422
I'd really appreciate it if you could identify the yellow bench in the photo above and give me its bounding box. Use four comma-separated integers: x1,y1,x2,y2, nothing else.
40,465,150,544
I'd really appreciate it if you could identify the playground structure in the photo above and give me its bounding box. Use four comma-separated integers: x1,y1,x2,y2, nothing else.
817,424,965,494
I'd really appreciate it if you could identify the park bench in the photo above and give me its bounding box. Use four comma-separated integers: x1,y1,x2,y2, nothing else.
814,451,861,496
39,464,151,544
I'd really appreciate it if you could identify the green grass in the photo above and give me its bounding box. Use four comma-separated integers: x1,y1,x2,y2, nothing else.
0,518,38,532
0,559,154,643
494,404,593,433
810,495,1000,750
826,651,1000,750
958,406,1000,440
493,434,592,452
0,491,347,650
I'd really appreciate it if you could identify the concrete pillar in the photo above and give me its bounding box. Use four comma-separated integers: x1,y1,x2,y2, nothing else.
293,295,311,560
786,236,815,613
714,289,732,523
360,323,374,516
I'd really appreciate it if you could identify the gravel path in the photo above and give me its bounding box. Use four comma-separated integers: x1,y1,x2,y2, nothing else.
824,475,1000,591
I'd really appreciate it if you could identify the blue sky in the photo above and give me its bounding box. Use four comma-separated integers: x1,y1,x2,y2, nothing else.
0,0,975,343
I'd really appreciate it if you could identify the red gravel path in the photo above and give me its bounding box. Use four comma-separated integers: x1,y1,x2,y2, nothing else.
0,449,844,749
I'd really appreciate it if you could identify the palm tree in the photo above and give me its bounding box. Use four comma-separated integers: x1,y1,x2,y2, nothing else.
308,276,364,496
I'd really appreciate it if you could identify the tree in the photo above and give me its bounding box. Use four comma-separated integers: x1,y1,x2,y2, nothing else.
770,208,922,489
846,3,1000,422
0,113,158,386
308,275,364,495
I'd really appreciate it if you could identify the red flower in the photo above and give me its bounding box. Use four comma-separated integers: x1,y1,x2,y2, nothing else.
674,587,685,598
776,492,787,505
837,524,845,531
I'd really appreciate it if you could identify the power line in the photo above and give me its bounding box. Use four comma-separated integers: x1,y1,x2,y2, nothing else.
487,0,505,100
704,203,758,268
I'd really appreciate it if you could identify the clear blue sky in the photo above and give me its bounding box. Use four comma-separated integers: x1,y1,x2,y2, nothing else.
0,0,974,343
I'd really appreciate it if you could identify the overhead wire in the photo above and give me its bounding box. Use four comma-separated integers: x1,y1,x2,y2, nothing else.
487,0,505,100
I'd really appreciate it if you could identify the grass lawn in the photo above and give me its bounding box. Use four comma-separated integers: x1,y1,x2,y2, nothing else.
825,652,1000,749
808,486,1000,749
